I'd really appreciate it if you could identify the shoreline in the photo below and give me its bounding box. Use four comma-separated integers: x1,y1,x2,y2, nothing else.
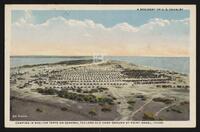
10,57,189,74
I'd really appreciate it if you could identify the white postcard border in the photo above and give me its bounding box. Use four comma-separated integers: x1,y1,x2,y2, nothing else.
4,4,196,128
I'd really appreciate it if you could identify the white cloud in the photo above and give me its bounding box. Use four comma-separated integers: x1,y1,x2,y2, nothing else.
11,16,189,56
112,23,138,32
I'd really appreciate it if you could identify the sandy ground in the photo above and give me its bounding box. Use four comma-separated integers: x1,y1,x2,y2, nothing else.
11,98,90,121
10,91,119,121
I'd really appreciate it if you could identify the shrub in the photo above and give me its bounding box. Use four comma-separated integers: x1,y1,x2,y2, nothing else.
83,95,90,102
127,100,136,105
136,95,147,101
36,88,44,93
103,98,114,105
136,95,145,98
57,89,114,104
89,109,97,116
61,107,68,111
108,102,114,105
128,105,134,110
37,88,57,95
99,89,103,92
83,90,89,93
97,97,114,105
180,101,189,105
101,105,112,112
99,87,108,91
143,112,155,120
76,89,82,93
156,85,162,88
82,94,97,103
76,95,84,101
112,97,117,100
88,96,97,103
36,108,43,112
97,97,104,104
44,88,57,95
89,89,98,93
57,90,65,97
141,97,147,101
67,93,77,100
171,108,182,113
153,97,173,104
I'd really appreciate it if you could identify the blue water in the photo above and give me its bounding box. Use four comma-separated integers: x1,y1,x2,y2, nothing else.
10,56,92,67
10,56,189,74
106,56,189,74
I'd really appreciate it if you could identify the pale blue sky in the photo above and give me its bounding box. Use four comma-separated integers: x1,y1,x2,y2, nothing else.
11,10,190,56
12,10,189,27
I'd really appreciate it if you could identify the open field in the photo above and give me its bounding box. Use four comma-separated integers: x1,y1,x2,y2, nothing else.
10,59,189,121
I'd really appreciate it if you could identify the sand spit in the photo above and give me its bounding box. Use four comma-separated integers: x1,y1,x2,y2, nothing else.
10,59,189,121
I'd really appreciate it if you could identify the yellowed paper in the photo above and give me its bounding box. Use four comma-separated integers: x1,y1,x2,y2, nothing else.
5,4,196,128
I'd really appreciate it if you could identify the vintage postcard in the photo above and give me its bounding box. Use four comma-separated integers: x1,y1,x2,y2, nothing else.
5,4,196,128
